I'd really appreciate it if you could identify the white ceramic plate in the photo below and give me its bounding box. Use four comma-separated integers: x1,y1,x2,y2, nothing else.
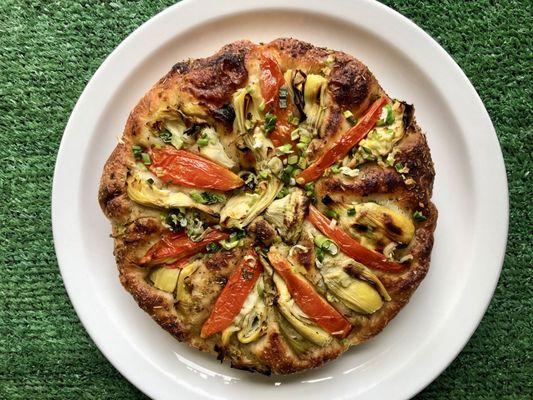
52,0,508,399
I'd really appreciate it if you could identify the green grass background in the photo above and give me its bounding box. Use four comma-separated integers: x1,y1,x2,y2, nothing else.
0,0,531,398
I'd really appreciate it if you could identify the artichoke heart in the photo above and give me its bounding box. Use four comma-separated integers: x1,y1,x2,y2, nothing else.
303,74,327,130
126,170,218,215
321,252,390,314
149,267,180,293
338,202,415,246
221,277,267,346
198,127,236,169
273,272,332,346
351,101,406,165
175,260,200,304
264,188,308,244
243,127,275,168
322,268,383,314
275,309,313,354
232,83,264,134
164,119,194,150
237,282,267,344
220,177,281,229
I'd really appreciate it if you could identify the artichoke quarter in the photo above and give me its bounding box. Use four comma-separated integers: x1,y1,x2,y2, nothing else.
272,272,332,346
264,188,309,244
321,253,390,314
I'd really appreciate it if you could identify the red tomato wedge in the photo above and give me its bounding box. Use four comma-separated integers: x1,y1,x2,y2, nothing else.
259,51,293,146
259,52,285,105
308,205,405,272
201,250,263,338
148,147,243,191
297,97,388,184
139,230,229,265
267,250,352,337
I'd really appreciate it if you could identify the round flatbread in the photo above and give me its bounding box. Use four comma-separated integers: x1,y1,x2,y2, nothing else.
98,38,437,375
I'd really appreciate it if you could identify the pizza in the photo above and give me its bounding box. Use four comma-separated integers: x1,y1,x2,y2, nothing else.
98,38,437,375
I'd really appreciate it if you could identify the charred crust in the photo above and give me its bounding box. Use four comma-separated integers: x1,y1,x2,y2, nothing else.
328,57,372,108
402,102,415,128
170,60,191,75
121,218,161,242
183,40,254,107
269,38,315,58
98,144,131,219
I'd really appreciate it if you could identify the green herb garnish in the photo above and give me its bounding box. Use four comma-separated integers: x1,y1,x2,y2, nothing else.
158,130,172,143
342,110,357,126
325,209,339,219
413,211,427,222
264,112,277,134
141,152,151,165
196,133,209,147
132,145,142,160
190,190,226,204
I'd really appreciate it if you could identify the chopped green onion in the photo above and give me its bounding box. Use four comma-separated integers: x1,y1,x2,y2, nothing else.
264,112,277,134
258,101,265,113
347,207,356,216
190,190,225,204
220,239,241,250
206,242,221,253
362,145,373,155
296,142,307,151
299,134,311,144
297,157,307,169
290,129,300,141
325,209,339,219
314,234,338,256
146,178,154,185
132,145,143,160
229,230,246,241
258,169,270,179
376,104,394,126
197,134,209,147
276,143,293,154
277,187,289,199
386,152,395,166
342,110,357,126
330,164,341,174
287,155,299,165
158,130,172,143
141,152,151,165
413,211,427,222
281,166,294,184
315,247,325,262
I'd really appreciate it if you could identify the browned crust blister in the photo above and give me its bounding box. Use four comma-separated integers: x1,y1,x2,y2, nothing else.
98,38,437,375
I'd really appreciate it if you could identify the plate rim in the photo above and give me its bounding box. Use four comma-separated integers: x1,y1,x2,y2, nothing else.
52,0,509,399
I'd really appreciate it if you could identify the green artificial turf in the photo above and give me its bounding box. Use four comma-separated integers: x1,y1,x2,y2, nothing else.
0,0,531,398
